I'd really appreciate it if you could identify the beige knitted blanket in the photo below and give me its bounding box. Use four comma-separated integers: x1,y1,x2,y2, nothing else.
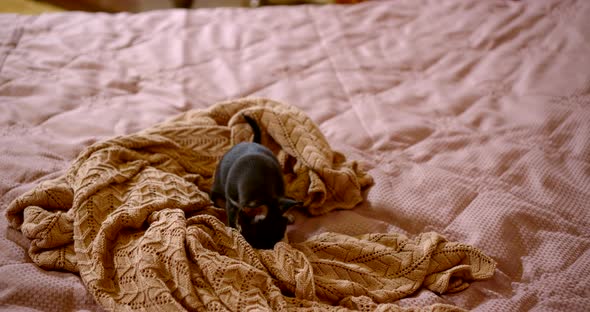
6,98,495,311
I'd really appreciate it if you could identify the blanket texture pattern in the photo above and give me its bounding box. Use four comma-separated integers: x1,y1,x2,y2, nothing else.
6,98,494,311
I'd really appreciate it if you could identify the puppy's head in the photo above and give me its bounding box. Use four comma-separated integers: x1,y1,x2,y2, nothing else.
240,213,290,249
237,197,301,249
240,197,300,224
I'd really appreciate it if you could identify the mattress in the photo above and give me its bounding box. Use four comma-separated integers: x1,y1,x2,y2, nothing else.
1,0,589,311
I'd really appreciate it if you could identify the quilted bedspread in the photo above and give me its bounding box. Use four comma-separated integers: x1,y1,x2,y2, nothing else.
1,0,589,311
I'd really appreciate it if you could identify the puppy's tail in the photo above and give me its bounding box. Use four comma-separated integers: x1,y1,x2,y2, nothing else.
241,113,262,143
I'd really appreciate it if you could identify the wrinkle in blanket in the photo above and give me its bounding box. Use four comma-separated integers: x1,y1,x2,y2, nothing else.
6,98,494,311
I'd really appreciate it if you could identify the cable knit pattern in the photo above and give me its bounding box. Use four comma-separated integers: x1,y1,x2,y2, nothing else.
6,98,493,311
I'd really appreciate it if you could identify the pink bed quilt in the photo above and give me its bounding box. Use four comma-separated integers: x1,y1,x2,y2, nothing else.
1,0,589,311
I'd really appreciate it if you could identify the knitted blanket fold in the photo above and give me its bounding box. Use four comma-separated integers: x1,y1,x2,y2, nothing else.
6,98,495,311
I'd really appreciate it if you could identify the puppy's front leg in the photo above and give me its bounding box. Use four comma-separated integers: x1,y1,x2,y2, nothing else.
226,200,240,229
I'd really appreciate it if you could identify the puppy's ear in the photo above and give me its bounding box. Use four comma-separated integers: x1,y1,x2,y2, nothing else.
278,198,301,213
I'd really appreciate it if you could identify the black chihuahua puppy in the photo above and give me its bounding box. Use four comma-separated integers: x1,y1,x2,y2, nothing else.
210,114,300,249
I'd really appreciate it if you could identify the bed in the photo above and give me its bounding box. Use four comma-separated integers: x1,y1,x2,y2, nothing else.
1,0,589,311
